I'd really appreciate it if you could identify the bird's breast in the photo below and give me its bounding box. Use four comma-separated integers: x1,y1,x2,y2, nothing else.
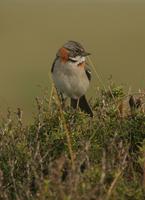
52,60,89,99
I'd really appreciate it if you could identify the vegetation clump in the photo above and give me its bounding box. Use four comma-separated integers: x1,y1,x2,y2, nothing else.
0,85,145,200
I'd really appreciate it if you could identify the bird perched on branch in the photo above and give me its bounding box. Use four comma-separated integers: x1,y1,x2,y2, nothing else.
51,40,93,117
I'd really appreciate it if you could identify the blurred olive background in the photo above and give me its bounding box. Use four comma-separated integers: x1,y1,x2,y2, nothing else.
0,0,145,121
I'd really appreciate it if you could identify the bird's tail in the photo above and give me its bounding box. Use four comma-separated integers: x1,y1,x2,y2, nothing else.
71,95,93,117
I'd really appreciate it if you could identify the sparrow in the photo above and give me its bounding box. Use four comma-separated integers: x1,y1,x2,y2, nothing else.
51,40,93,117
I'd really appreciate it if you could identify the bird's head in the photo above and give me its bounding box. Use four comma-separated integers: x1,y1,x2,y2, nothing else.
57,41,91,64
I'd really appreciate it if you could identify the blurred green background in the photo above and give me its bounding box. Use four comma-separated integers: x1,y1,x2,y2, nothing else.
0,0,145,120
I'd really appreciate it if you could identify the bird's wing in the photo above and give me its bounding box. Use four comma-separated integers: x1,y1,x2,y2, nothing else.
85,64,91,81
51,57,58,73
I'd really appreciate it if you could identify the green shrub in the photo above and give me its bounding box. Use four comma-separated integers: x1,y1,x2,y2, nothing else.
0,86,145,200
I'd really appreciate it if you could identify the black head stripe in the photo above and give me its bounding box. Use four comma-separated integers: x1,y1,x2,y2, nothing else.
63,41,88,58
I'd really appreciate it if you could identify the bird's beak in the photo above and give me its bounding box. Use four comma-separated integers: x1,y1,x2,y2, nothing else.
81,52,91,57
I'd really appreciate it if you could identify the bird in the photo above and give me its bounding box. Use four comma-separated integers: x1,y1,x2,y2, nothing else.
51,40,93,117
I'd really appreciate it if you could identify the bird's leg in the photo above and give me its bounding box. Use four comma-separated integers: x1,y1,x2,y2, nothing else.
76,98,80,110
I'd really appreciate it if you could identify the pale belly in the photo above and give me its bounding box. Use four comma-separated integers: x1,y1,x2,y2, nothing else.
52,63,89,99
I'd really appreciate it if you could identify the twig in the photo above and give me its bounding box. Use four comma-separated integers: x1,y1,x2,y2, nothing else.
87,56,107,93
105,152,128,200
53,86,75,171
48,83,54,110
100,149,106,186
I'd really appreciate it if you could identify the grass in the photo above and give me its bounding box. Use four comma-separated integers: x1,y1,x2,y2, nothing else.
0,83,145,200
